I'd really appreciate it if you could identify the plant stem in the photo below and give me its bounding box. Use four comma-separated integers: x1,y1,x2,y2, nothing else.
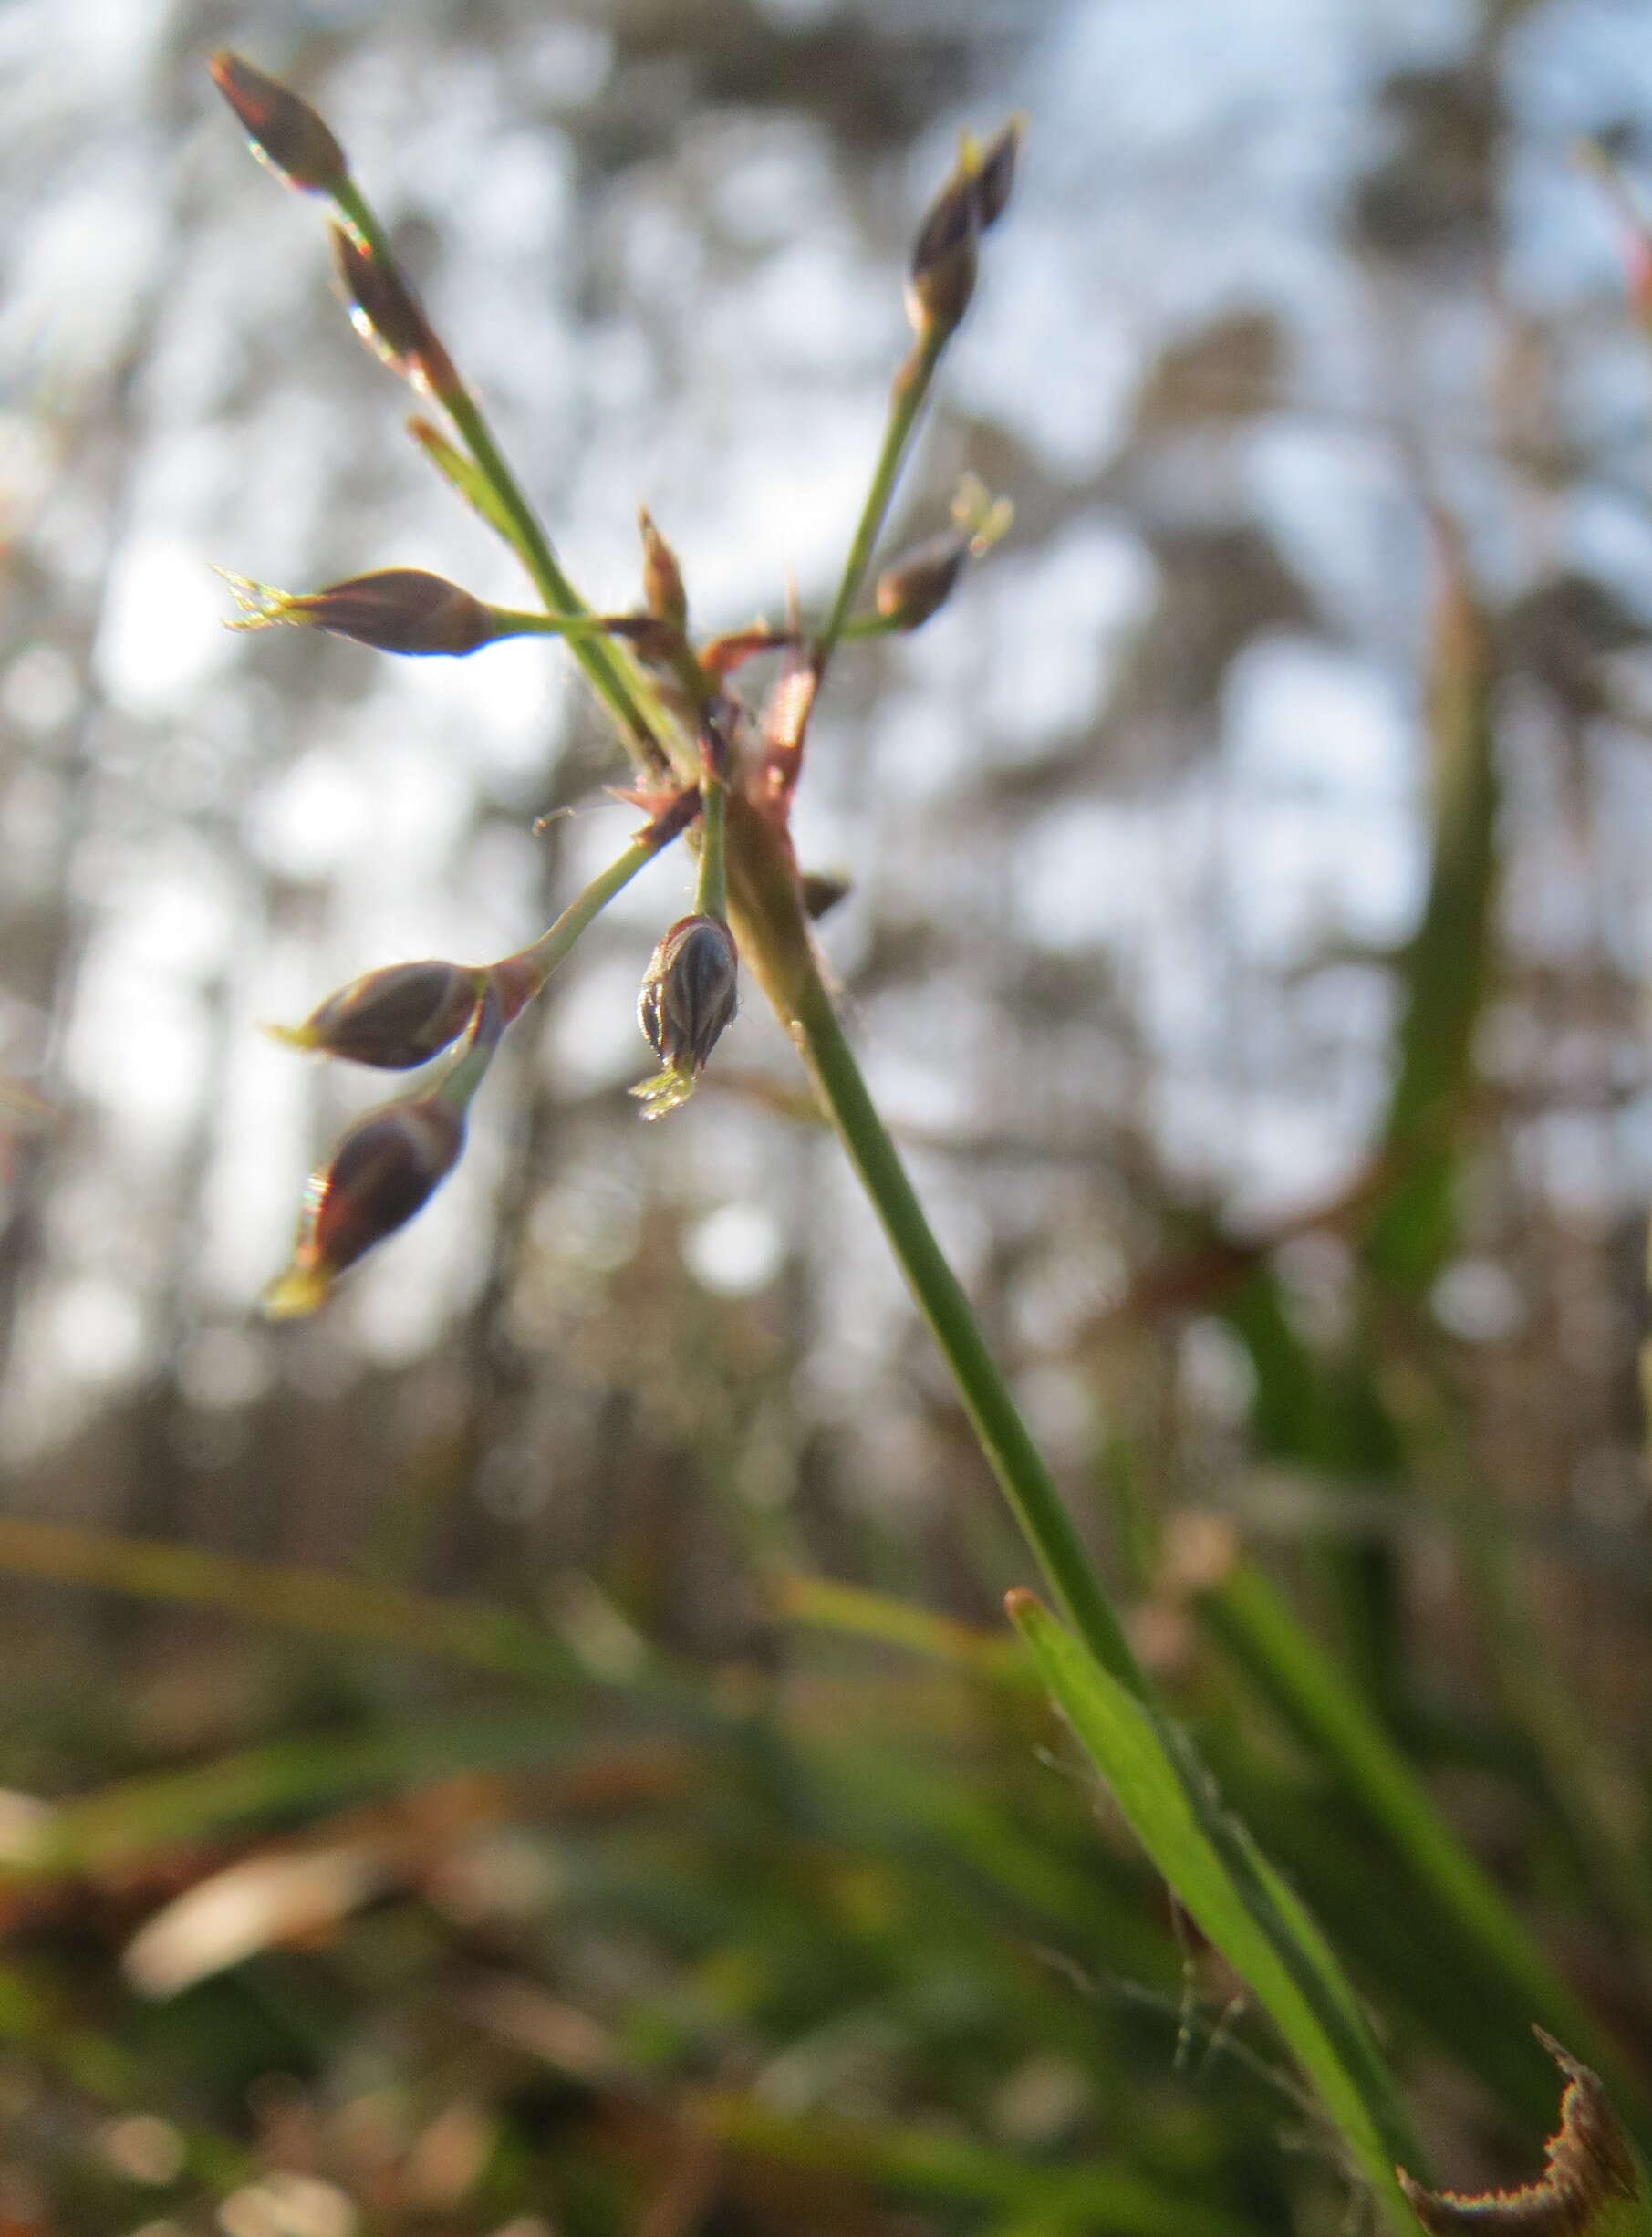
332,180,676,772
501,830,670,1006
694,776,727,921
724,803,1140,1694
814,330,945,685
724,798,1425,2191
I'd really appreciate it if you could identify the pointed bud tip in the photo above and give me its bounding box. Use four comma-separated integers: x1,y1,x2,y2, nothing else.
637,506,689,632
263,1264,333,1320
262,1020,320,1053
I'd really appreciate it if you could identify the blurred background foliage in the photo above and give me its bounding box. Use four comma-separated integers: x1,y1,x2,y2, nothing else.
3,0,1652,2230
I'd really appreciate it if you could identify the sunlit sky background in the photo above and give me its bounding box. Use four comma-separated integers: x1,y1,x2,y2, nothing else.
5,0,1652,1457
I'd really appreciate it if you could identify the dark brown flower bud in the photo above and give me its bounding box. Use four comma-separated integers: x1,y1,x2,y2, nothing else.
971,119,1022,232
209,51,349,197
236,568,502,656
264,1097,465,1317
638,507,688,633
638,914,739,1077
270,961,486,1068
329,225,459,398
906,118,1023,340
874,528,971,630
908,183,980,340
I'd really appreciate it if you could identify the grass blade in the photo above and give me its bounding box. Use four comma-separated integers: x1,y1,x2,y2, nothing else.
1007,1588,1423,2230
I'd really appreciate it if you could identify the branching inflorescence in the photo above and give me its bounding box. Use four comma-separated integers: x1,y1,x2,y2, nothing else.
209,64,1512,2220
209,51,1015,1318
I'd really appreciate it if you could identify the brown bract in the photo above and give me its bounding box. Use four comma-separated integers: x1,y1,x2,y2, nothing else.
1398,2035,1643,2237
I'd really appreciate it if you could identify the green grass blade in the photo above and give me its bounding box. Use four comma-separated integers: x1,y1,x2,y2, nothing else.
1195,1556,1646,2125
1007,1589,1423,2230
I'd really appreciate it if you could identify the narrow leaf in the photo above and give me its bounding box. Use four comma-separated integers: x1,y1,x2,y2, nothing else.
1006,1587,1423,2231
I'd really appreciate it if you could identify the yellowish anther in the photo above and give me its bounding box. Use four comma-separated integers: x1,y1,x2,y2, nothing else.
261,1020,321,1052
950,472,1013,553
262,1264,333,1320
628,1065,698,1122
215,569,299,632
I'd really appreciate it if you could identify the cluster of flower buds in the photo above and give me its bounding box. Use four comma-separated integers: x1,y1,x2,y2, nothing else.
906,119,1022,343
223,568,511,657
213,52,1014,1310
265,989,503,1318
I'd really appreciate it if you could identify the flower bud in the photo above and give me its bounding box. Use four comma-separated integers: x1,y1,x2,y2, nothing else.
329,225,458,398
874,528,971,631
971,119,1022,231
209,51,349,196
225,568,500,656
270,961,486,1068
264,1096,466,1318
907,186,979,340
638,507,688,633
637,913,739,1077
906,118,1022,340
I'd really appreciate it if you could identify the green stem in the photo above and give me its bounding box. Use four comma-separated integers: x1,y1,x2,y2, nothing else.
489,607,629,641
815,330,945,683
431,983,505,1111
503,831,669,1004
789,966,1142,1694
694,777,727,921
332,180,676,772
792,961,1424,2187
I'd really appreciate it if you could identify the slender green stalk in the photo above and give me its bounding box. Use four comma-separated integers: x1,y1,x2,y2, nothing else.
331,179,676,771
815,330,945,682
693,775,727,921
488,607,632,641
502,830,670,1004
724,794,1423,2200
790,963,1143,1694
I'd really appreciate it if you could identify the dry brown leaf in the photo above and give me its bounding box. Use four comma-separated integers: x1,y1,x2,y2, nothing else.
1398,2033,1646,2237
